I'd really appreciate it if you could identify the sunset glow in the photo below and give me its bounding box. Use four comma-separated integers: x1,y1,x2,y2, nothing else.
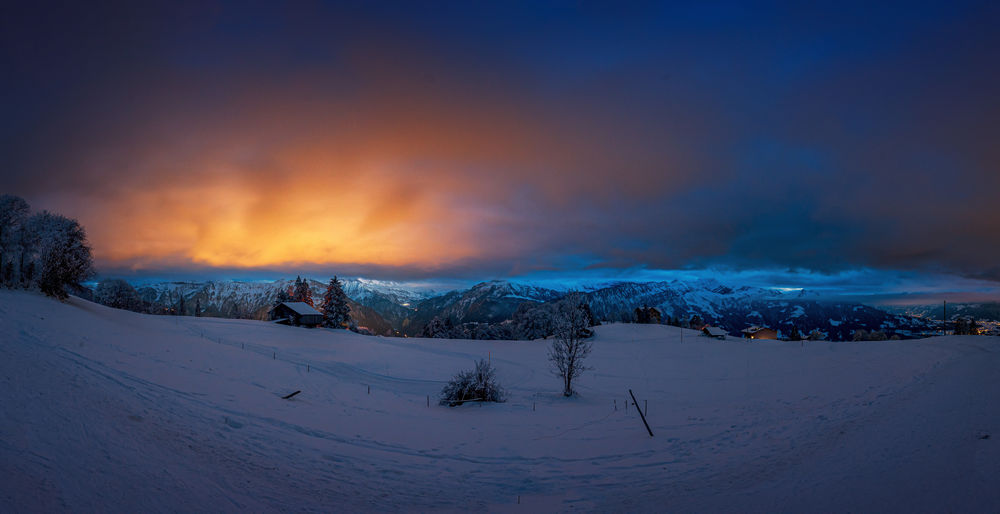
3,2,999,286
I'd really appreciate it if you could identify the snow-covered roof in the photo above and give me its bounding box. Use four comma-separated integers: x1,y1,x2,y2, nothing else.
742,325,770,334
703,326,727,337
279,302,322,316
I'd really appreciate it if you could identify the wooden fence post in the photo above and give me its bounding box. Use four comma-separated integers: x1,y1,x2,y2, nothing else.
629,389,654,437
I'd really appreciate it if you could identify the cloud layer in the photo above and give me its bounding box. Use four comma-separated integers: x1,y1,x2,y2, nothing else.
2,2,999,281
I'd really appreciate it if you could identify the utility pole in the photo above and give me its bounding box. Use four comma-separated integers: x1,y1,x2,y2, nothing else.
942,300,947,335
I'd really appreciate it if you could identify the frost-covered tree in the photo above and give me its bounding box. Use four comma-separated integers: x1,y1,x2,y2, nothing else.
95,279,140,310
0,195,30,286
509,293,597,341
29,212,94,299
422,316,450,338
512,302,555,340
549,301,594,397
439,359,505,406
320,276,351,328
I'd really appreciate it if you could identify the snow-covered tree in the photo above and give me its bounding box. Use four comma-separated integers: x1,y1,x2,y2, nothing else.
320,276,351,328
421,316,447,338
95,279,140,310
787,326,802,341
807,329,825,341
549,301,594,397
512,302,555,340
0,195,30,286
29,212,94,299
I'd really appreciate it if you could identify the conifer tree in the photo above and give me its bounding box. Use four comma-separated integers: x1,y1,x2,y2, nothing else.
319,276,351,328
292,276,314,306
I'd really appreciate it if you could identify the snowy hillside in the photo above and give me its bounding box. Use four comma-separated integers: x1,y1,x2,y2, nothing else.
2,290,998,512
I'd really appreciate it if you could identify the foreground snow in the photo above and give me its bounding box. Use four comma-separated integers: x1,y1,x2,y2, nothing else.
1,291,997,512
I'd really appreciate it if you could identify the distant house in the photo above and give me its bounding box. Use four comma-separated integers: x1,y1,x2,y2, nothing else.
634,306,663,324
741,326,778,340
702,326,728,340
270,302,323,327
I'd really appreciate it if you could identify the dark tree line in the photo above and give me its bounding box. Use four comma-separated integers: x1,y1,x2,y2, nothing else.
0,195,94,299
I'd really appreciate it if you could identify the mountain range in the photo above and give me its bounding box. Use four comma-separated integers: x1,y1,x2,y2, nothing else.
93,277,942,340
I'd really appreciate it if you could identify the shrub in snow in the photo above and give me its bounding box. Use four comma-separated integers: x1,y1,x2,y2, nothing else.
439,359,506,406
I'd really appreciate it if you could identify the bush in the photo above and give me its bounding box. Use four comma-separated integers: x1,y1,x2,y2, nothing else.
439,359,505,406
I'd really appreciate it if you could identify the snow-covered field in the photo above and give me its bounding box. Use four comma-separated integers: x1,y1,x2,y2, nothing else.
2,290,998,513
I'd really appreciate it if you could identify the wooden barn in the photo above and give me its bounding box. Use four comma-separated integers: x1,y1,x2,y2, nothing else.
270,302,324,327
741,326,778,340
702,326,728,340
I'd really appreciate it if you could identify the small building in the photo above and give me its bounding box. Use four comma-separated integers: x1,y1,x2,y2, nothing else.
741,326,778,340
270,302,324,327
702,326,728,340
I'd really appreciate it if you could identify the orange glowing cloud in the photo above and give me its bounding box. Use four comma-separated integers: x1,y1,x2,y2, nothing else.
30,60,704,275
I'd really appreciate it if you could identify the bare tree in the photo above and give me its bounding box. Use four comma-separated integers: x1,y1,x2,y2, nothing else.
549,300,594,397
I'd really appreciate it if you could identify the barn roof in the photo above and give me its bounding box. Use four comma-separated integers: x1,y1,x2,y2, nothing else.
703,326,727,337
279,302,322,316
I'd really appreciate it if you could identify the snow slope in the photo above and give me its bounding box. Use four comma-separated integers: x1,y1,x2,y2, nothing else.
2,290,998,512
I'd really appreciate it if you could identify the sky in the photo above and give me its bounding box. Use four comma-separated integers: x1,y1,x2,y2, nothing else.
2,1,999,299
